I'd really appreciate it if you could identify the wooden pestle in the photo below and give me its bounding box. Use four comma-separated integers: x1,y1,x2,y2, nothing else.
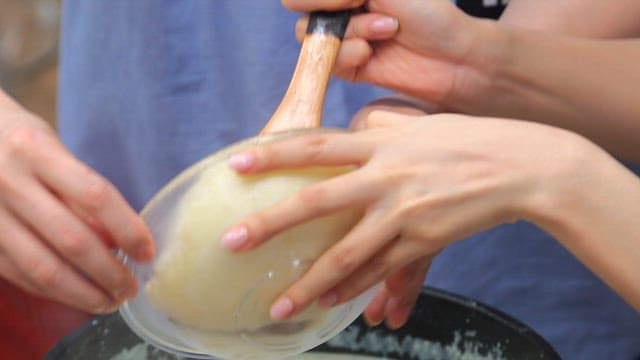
260,11,351,134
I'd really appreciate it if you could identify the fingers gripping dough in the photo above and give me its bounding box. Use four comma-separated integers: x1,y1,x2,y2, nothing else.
145,161,361,332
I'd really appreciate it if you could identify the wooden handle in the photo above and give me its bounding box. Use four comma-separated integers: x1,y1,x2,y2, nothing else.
260,11,351,134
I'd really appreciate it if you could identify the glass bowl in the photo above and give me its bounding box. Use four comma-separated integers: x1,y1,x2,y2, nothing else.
119,129,377,360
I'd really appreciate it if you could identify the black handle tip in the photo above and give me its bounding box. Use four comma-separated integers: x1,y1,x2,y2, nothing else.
307,10,351,39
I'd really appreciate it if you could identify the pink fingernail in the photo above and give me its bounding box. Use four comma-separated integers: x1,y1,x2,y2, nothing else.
370,17,398,35
319,291,339,308
365,315,384,327
99,302,119,314
221,226,248,250
270,297,295,320
228,153,255,171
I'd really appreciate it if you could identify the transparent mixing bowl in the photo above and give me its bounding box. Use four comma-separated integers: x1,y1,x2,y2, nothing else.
119,129,377,360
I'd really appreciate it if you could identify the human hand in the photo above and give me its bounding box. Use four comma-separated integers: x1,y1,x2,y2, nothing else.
221,110,585,323
349,97,432,329
0,101,154,314
284,0,499,110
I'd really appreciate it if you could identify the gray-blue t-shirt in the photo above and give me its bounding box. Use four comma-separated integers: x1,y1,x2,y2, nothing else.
58,2,640,359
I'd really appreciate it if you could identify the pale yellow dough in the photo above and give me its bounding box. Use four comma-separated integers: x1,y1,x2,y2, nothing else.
145,160,361,332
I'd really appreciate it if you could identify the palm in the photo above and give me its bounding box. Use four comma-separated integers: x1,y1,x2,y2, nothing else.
350,0,486,109
357,42,460,106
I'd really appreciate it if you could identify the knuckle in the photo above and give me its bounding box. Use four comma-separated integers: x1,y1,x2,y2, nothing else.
0,123,54,163
81,173,112,210
31,261,64,290
2,124,41,154
303,135,330,161
327,248,357,274
297,185,327,208
107,266,130,292
368,255,392,276
58,226,90,257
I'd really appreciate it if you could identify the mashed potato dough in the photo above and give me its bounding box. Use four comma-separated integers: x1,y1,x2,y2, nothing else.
145,160,361,332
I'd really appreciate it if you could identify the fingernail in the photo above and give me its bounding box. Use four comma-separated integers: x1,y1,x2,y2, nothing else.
137,242,155,260
365,316,383,327
319,291,339,308
270,297,295,320
370,17,398,35
221,226,248,250
228,152,255,171
99,302,119,314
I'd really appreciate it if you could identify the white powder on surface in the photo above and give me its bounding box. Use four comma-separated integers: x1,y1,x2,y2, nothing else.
110,327,505,360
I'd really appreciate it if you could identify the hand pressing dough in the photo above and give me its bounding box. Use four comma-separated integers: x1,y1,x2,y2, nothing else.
145,159,361,332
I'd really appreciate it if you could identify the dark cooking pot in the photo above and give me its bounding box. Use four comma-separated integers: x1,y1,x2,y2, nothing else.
46,286,559,360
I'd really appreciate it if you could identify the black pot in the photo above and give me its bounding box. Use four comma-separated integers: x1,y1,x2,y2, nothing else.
46,287,559,359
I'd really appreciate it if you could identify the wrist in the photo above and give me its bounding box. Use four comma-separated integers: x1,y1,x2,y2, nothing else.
521,130,640,309
441,19,510,113
519,130,610,237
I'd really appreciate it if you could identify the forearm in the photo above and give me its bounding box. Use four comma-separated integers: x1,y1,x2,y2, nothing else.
500,0,640,38
453,24,640,163
527,138,640,311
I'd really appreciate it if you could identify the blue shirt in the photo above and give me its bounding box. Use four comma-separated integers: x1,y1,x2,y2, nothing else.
58,1,640,359
59,1,389,209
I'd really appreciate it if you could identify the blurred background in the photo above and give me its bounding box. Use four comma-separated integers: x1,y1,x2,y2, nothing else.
0,0,60,126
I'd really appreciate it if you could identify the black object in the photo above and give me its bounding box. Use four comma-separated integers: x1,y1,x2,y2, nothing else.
315,287,560,359
456,0,507,19
307,11,352,39
46,287,559,360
